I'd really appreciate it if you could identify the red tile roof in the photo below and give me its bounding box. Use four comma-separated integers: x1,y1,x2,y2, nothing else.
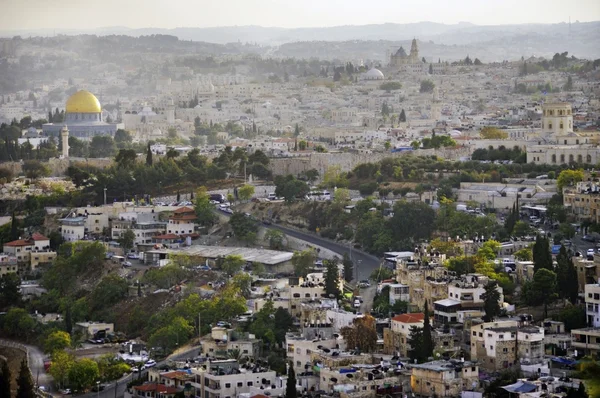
4,239,33,247
171,214,197,221
134,383,179,394
31,232,49,241
173,206,195,214
392,313,425,324
153,234,180,240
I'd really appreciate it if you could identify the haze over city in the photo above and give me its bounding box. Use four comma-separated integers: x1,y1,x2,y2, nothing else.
0,1,600,398
1,0,599,31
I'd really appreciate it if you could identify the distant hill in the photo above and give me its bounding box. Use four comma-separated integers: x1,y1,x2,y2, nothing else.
1,21,599,61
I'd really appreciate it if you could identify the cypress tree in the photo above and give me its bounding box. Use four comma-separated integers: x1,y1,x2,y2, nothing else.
10,211,18,241
146,143,153,166
285,362,297,398
422,301,434,360
324,259,341,299
0,359,11,398
15,359,35,398
533,235,553,272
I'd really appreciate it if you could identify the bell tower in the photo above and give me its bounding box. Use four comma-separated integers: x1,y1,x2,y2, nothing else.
61,125,69,158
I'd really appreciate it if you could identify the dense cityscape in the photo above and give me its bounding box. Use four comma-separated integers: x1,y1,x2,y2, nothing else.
0,3,600,398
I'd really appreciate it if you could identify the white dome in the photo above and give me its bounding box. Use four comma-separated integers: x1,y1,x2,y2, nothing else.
365,68,385,80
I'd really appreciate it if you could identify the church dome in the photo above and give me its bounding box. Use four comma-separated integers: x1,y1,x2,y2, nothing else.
66,90,102,113
365,68,385,80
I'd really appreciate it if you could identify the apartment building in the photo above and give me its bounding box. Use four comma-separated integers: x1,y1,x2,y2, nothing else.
318,366,406,397
0,254,18,276
2,233,56,274
383,313,425,356
410,360,479,397
112,212,167,246
193,360,278,398
167,207,197,236
470,319,544,371
563,180,600,223
60,216,86,242
286,323,340,373
571,284,600,357
434,274,504,326
200,327,262,360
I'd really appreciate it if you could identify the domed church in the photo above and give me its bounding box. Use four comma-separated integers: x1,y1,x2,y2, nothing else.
43,90,121,140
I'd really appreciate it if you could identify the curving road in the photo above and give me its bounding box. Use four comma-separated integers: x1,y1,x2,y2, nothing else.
267,223,381,281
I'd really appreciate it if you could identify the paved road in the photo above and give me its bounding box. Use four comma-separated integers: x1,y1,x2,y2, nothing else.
0,339,54,393
79,346,200,398
267,222,381,281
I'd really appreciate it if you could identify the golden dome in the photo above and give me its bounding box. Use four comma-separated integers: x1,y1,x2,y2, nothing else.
65,90,101,113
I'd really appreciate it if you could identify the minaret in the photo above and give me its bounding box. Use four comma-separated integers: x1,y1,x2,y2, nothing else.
61,125,69,158
410,38,419,63
166,98,175,124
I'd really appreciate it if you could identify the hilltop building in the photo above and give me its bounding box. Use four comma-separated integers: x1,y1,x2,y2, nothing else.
42,90,122,140
390,39,420,66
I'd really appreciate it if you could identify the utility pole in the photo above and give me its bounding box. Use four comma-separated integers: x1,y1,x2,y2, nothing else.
104,187,107,206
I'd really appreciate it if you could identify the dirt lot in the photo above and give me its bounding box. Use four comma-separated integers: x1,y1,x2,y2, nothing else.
0,347,27,397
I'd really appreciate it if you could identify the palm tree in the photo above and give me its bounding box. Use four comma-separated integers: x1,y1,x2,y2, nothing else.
228,348,243,361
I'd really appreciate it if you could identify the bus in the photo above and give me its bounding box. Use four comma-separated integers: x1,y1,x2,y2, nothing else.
305,190,331,201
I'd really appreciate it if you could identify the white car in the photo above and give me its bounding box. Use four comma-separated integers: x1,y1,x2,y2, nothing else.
144,359,157,368
587,249,595,256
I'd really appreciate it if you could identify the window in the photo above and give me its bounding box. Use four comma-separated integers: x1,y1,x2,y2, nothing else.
551,154,556,163
225,384,231,389
237,382,243,387
243,349,248,354
247,382,253,387
560,154,565,163
549,123,553,129
472,331,476,336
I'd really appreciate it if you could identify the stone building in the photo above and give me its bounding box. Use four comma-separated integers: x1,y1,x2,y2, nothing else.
409,360,479,397
390,39,420,67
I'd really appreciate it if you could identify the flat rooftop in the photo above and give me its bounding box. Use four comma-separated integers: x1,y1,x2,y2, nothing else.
164,245,294,265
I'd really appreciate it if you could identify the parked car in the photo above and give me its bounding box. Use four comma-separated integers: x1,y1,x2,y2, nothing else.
144,359,157,368
587,248,595,256
60,388,72,395
358,280,371,288
583,235,596,242
353,299,361,309
122,261,132,267
127,253,138,259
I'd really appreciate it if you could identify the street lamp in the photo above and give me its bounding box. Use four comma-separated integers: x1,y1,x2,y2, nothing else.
96,381,100,398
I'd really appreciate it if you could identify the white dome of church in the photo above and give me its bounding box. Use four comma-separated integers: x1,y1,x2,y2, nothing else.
364,67,385,80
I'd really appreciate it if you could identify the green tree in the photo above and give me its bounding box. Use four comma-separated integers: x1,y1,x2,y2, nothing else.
291,249,315,278
89,274,129,312
422,301,434,360
324,258,341,299
22,160,50,180
3,308,36,340
118,228,136,253
557,169,584,191
514,247,533,261
194,187,217,227
480,126,508,139
564,75,573,91
342,253,353,283
221,254,245,276
89,135,116,158
114,149,137,169
556,246,579,304
146,143,153,166
238,184,255,202
0,272,21,309
399,109,406,122
229,212,258,241
407,325,425,363
0,359,11,398
49,351,75,389
265,229,285,250
523,268,558,318
482,281,502,322
420,79,435,93
44,331,71,354
231,273,253,298
16,359,34,398
286,362,297,398
533,235,553,272
114,129,132,149
68,358,100,392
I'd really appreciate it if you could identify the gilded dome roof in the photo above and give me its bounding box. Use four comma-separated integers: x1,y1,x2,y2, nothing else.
65,90,101,113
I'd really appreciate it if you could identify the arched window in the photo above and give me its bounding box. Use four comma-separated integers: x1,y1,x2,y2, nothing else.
569,154,574,163
551,154,556,163
549,123,553,129
560,154,565,163
587,154,592,163
560,122,564,129
578,154,583,163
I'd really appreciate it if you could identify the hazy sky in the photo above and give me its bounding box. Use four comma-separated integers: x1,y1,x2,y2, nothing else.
1,0,599,30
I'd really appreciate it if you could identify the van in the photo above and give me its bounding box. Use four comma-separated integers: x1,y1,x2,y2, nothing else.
209,194,225,203
353,299,361,309
267,193,277,200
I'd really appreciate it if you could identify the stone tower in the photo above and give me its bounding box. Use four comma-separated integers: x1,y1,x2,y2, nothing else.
541,102,573,137
166,98,175,124
410,38,419,63
61,125,69,158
